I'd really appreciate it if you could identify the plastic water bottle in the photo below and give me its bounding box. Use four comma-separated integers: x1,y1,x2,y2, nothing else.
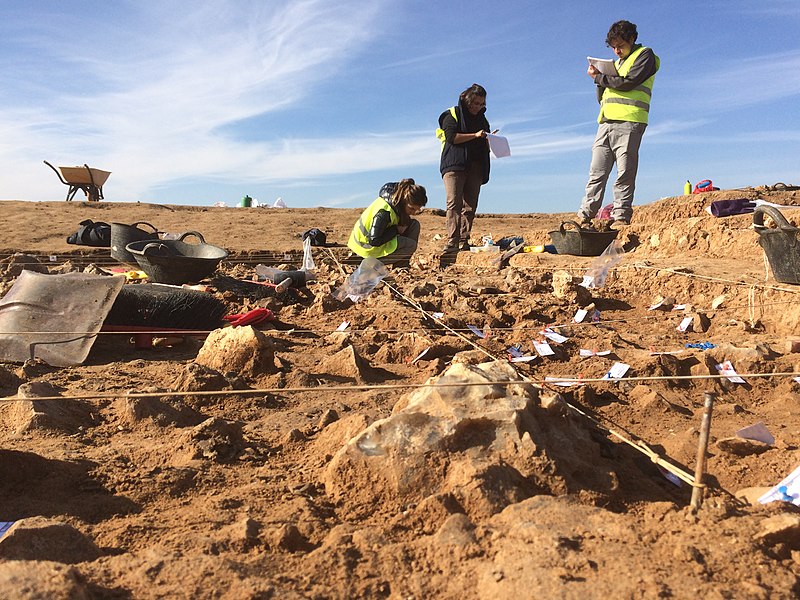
684,180,692,195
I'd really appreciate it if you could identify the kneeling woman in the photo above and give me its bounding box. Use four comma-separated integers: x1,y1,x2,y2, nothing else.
347,178,428,266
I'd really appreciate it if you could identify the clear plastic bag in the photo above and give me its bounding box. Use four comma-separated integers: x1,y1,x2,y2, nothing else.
582,239,624,289
333,257,388,302
302,236,316,273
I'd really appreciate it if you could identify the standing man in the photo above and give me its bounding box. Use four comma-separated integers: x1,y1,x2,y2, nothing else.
437,83,491,252
578,20,659,229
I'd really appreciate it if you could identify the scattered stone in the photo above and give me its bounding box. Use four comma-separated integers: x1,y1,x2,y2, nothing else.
691,312,711,333
711,294,727,310
284,428,306,444
539,392,567,415
0,561,91,599
316,344,376,383
716,437,771,456
172,417,245,465
0,517,100,563
269,523,310,553
116,395,205,428
0,364,20,390
734,486,772,506
309,285,349,314
0,253,48,277
551,270,592,304
754,514,800,549
434,513,477,547
7,382,92,434
785,337,800,354
318,409,339,429
173,362,230,392
651,295,676,310
16,359,52,380
628,386,673,413
195,326,278,378
224,517,261,548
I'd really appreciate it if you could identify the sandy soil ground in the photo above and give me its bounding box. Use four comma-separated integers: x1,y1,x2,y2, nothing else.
1,186,800,599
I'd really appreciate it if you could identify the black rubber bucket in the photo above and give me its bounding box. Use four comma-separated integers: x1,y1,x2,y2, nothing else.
548,221,619,256
754,205,800,284
125,231,228,284
111,222,159,264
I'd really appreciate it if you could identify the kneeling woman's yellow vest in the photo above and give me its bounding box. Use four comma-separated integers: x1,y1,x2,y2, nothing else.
348,197,400,258
599,46,660,124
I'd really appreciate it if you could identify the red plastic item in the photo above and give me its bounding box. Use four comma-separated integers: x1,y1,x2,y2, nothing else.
223,308,275,327
693,179,719,194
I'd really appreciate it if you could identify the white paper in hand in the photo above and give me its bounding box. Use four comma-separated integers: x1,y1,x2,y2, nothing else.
487,134,511,158
587,57,617,76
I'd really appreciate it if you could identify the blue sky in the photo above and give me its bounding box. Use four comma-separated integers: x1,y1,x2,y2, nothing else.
2,0,798,213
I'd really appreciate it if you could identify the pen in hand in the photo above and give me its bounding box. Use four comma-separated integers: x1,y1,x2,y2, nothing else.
491,129,499,134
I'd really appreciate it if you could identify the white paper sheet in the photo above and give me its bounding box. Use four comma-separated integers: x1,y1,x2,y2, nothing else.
580,349,612,357
542,328,568,344
715,360,745,383
544,376,581,387
487,134,511,158
511,355,537,363
587,56,617,76
736,422,774,445
759,464,800,506
602,362,630,379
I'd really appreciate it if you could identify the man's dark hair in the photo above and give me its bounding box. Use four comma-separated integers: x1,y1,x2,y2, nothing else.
606,20,638,46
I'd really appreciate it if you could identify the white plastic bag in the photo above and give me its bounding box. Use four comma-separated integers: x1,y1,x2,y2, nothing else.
581,239,624,289
333,258,388,303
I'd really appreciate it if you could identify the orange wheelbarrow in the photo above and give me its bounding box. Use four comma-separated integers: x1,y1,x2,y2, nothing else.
44,160,111,202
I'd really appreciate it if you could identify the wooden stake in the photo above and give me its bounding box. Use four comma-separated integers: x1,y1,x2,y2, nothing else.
691,391,716,511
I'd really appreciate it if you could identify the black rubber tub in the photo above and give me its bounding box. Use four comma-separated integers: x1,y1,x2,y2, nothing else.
754,205,800,284
548,221,619,256
125,231,228,284
111,221,159,264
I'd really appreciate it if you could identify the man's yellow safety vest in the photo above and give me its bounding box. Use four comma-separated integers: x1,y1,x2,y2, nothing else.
347,197,399,258
598,46,659,124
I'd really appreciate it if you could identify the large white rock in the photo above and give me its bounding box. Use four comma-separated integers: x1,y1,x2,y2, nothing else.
195,326,277,377
323,360,620,521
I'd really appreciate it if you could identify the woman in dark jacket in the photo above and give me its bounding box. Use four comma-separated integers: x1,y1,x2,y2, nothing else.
347,178,428,266
437,83,491,252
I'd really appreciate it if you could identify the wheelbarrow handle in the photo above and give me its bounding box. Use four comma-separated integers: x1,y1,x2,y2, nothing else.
43,160,69,185
177,231,206,244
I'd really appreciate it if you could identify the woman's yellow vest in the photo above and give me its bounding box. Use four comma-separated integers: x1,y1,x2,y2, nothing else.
347,198,400,258
598,46,659,124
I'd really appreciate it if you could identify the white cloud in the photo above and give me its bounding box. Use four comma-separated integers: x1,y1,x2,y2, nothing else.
0,1,389,200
